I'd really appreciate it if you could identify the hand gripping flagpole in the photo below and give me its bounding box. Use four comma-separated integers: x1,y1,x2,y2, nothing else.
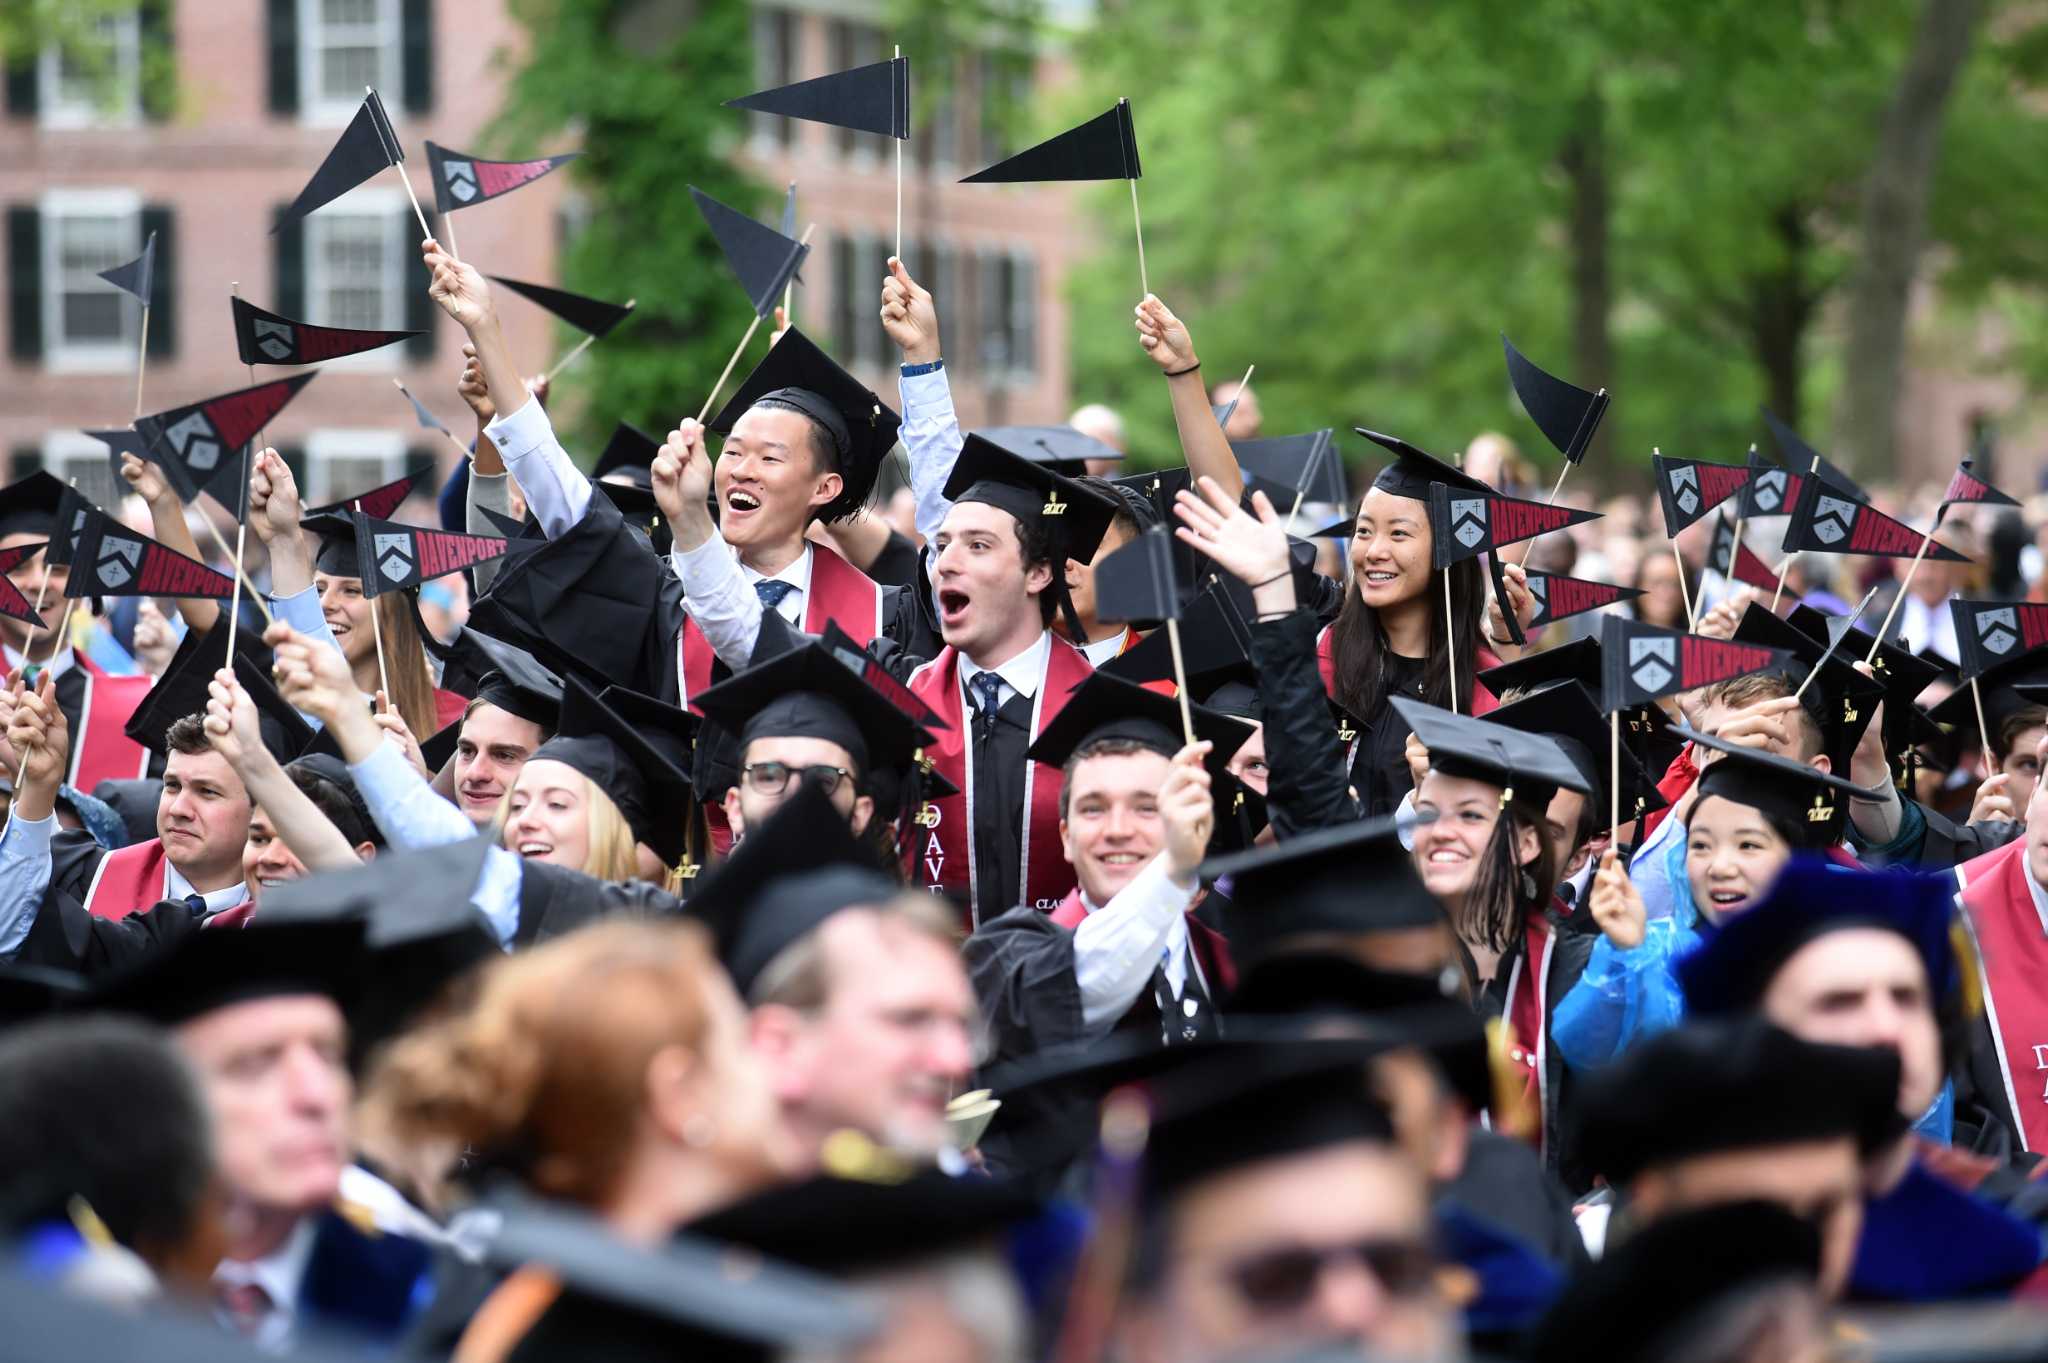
894,45,904,261
698,225,817,424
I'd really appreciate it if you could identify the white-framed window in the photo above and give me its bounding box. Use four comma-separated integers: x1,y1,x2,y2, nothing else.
976,247,1038,386
305,429,405,506
41,432,123,512
298,0,401,125
38,11,142,129
749,7,798,153
302,185,406,369
38,189,142,374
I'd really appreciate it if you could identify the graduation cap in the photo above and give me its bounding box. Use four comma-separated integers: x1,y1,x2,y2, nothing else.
1522,570,1639,629
65,512,236,602
943,433,1121,640
1784,470,1970,562
1101,578,1255,702
134,375,317,505
710,326,901,524
686,783,897,997
462,635,564,732
1528,1200,1821,1363
424,140,577,214
1090,524,1183,629
691,1170,1039,1278
89,915,369,1026
1231,429,1344,506
691,636,937,789
1359,429,1488,500
1678,858,1960,1018
488,275,637,338
274,89,404,231
231,296,419,367
123,624,314,763
978,425,1124,478
1205,769,1268,857
1025,669,1253,773
349,508,508,598
690,187,811,320
961,98,1139,183
283,750,379,850
593,421,662,487
1598,614,1794,712
1486,680,1666,824
476,1188,878,1361
1925,644,2048,735
1576,1019,1902,1187
1940,458,2020,515
1730,602,1884,769
1949,597,2048,683
95,230,155,303
1501,334,1608,465
1706,508,1780,592
1787,603,1942,778
726,53,911,140
1674,722,1881,849
1202,814,1444,965
1650,452,1752,537
530,677,695,868
297,510,362,579
0,471,67,542
1759,407,1869,503
304,462,433,522
1392,695,1591,807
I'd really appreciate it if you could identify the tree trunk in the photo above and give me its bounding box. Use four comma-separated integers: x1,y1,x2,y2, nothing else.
1751,204,1813,432
1837,0,1984,476
1558,89,1613,467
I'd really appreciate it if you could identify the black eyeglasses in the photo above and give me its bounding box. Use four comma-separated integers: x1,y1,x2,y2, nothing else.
1226,1238,1438,1311
741,761,854,797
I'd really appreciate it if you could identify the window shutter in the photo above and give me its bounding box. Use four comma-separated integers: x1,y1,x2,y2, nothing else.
401,0,433,115
401,207,436,360
3,58,36,119
141,205,174,358
267,0,298,116
273,203,305,319
139,1,175,123
8,207,42,362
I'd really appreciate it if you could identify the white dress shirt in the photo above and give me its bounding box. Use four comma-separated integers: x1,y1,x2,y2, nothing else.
1,636,73,683
1080,629,1132,668
346,742,522,948
1072,852,1200,1032
959,632,1051,714
899,365,964,547
666,537,811,671
212,1217,315,1352
481,397,592,537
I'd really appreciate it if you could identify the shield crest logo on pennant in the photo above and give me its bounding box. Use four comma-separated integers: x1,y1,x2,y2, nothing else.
1978,606,2018,657
1449,497,1488,549
1629,637,1676,694
1668,465,1699,516
164,412,222,473
374,532,414,584
253,317,295,362
1812,495,1857,546
1753,471,1785,513
444,161,478,203
97,535,141,589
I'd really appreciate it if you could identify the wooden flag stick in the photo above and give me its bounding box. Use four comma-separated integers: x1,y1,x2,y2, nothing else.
374,92,438,249
1866,524,1939,665
391,380,475,460
1972,677,1992,757
1223,363,1254,427
542,300,638,384
133,305,151,420
190,511,273,629
1445,569,1459,716
1674,539,1697,630
442,211,460,262
1772,453,1824,613
894,45,903,261
1129,177,1149,299
1518,463,1572,566
357,500,390,702
18,478,70,673
1791,584,1879,703
1610,708,1621,837
697,227,815,423
1165,616,1197,747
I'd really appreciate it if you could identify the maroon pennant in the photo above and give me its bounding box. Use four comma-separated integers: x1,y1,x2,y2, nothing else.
65,513,237,602
1784,473,1971,562
1708,512,1780,592
1426,483,1602,568
1525,571,1641,628
0,544,44,626
135,375,317,504
232,297,420,367
1941,459,2020,513
1652,453,1753,537
306,464,431,521
1950,598,2048,681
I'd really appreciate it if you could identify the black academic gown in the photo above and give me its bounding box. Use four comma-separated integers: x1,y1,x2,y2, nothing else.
511,859,684,944
13,887,200,976
1248,608,1362,837
1474,899,1603,1193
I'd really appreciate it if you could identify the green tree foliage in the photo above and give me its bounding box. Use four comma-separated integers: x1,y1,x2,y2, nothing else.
487,0,765,460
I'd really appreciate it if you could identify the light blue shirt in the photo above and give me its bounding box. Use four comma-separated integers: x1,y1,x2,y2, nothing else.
0,815,247,958
899,363,964,547
346,742,521,948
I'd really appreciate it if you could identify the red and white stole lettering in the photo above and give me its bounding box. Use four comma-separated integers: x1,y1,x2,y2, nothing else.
1499,909,1558,1150
907,637,1090,927
1957,839,2048,1153
81,838,168,921
676,544,883,711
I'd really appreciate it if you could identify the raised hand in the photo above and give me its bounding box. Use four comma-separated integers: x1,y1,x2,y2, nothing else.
248,447,304,546
769,303,790,350
373,691,429,778
424,238,493,332
132,598,177,677
266,622,362,733
202,667,264,772
118,450,172,509
652,419,716,550
1694,588,1754,642
1135,295,1198,375
1485,560,1537,651
1969,771,2016,826
1160,741,1216,887
1405,732,1431,789
457,342,495,425
1587,847,1647,950
1173,476,1296,614
1702,695,1801,758
880,256,940,366
7,672,68,813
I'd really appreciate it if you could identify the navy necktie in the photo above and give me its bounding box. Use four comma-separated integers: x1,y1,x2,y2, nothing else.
754,579,796,612
969,672,1006,719
183,893,207,917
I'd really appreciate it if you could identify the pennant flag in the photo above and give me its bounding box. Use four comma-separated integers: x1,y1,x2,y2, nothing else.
424,141,578,215
273,89,404,232
1502,335,1608,465
1231,430,1343,506
475,505,542,542
232,296,419,366
1599,615,1795,712
350,510,509,598
962,99,1140,183
391,380,453,437
1759,408,1869,501
134,375,318,504
95,231,156,303
45,483,95,568
725,54,910,139
1783,472,1971,562
0,552,41,626
1093,526,1182,626
1102,579,1254,688
488,276,636,338
1651,454,1752,537
1425,483,1601,568
1525,571,1640,629
1950,599,2048,682
1706,511,1780,592
689,187,811,320
83,427,154,492
1736,448,1805,519
1212,393,1241,430
1940,459,2019,514
306,463,433,522
65,512,236,602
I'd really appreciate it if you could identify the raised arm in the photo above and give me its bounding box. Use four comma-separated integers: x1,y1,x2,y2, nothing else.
880,256,959,545
202,669,361,872
1136,296,1240,502
0,674,66,957
119,453,220,636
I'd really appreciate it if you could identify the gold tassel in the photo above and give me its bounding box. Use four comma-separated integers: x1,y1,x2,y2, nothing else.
1951,919,1985,1022
1484,1017,1539,1142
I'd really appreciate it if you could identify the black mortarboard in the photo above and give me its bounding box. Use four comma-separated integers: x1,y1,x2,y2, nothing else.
691,1170,1040,1276
592,421,661,487
1232,429,1345,506
1392,696,1591,808
685,784,897,997
1675,722,1879,850
1359,429,1488,500
978,424,1124,477
943,433,1120,567
284,751,380,850
1203,814,1444,965
1479,637,1685,777
711,326,900,524
1529,1200,1821,1363
1731,602,1885,770
1577,1020,1902,1186
1204,769,1268,856
298,510,360,578
89,916,368,1026
0,961,87,1029
1677,857,1960,1017
1788,602,1941,781
0,471,65,541
1926,646,2048,735
691,638,935,787
1486,680,1667,823
124,624,314,763
477,1189,878,1362
443,630,563,732
530,678,694,867
1025,670,1253,772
